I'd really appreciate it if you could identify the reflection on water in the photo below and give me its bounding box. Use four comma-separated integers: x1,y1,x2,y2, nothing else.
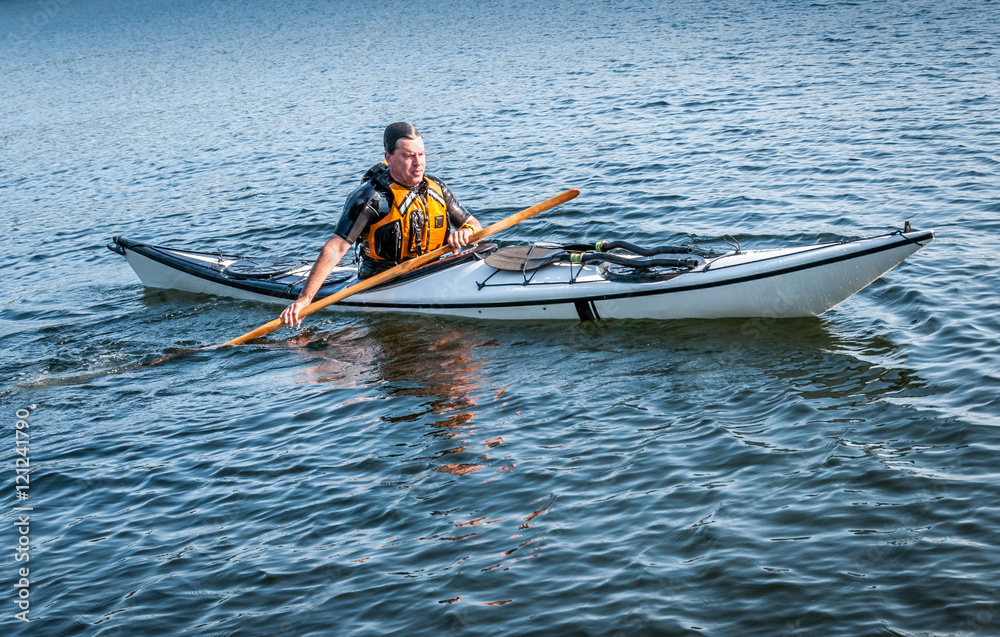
296,315,486,431
278,314,560,608
520,315,926,402
267,309,937,615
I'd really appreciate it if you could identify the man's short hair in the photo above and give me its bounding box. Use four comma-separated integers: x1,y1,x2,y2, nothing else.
384,122,421,154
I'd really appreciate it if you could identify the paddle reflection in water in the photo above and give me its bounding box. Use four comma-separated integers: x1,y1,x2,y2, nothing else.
278,314,555,612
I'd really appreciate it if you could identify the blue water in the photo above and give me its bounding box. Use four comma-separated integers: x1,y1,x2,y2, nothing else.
3,0,1000,634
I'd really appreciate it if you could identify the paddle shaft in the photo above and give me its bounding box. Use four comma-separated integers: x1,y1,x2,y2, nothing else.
221,189,580,346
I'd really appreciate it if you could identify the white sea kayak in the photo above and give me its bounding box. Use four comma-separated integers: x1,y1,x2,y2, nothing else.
109,227,933,321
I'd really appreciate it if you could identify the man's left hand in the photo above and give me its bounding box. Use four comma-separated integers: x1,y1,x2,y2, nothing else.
447,227,477,255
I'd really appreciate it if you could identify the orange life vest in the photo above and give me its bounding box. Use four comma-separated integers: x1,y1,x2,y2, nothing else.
364,175,449,261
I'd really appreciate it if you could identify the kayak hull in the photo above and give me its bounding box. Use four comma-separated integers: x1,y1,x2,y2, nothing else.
111,229,934,321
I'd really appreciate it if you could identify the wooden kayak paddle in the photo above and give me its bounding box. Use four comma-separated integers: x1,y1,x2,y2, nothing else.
219,188,580,346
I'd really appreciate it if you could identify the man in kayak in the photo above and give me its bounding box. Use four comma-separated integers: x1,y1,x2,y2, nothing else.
279,122,482,327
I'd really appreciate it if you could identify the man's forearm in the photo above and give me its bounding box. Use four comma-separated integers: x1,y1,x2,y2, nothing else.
298,237,350,303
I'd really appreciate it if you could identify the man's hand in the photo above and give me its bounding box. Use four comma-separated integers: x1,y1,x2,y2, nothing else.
280,297,311,327
447,219,481,255
447,227,475,254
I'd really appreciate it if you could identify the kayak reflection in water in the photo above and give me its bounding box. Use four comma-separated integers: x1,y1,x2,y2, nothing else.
280,122,482,327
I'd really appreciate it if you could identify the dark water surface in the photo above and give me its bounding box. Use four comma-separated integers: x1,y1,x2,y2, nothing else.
3,0,1000,635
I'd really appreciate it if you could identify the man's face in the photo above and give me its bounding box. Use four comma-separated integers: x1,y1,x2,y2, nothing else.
385,136,426,188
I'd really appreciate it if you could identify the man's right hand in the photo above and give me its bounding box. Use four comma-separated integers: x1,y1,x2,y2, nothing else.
280,297,311,327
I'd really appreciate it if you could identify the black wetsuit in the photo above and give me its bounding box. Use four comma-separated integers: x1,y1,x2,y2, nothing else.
333,163,472,277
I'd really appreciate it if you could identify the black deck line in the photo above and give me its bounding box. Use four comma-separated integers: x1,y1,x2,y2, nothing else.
115,232,932,311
